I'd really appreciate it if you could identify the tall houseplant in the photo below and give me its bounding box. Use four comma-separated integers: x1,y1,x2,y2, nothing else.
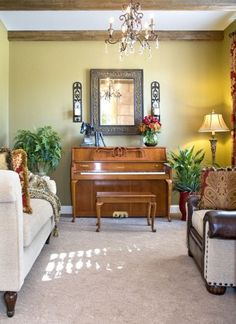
168,146,205,220
14,126,62,175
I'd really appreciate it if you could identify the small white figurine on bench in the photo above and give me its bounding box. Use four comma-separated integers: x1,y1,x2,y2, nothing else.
96,191,157,232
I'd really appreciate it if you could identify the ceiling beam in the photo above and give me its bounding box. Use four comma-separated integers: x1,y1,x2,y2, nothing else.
8,30,224,41
0,0,236,10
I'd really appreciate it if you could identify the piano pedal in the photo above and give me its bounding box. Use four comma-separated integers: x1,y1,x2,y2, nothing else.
113,211,129,218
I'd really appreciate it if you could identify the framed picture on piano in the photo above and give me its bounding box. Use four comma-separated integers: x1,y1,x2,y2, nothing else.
90,69,144,135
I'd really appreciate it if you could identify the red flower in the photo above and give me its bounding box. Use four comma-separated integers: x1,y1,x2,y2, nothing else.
139,115,161,135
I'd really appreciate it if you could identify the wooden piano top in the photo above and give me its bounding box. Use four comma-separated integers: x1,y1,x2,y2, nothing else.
71,147,171,180
72,146,168,162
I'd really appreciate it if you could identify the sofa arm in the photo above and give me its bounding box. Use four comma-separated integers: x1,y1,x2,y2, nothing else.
41,176,57,194
187,195,200,224
0,170,24,291
204,210,236,239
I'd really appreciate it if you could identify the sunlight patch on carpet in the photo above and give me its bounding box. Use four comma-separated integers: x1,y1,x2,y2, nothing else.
42,244,141,281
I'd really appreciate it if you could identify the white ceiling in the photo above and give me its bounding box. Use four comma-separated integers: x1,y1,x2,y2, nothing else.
0,10,235,31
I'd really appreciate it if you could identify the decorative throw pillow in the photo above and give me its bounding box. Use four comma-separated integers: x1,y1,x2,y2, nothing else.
0,148,13,170
12,149,32,214
28,171,50,192
199,167,236,210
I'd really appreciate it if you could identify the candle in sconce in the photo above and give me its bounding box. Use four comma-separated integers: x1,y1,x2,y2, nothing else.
74,101,81,116
152,101,160,117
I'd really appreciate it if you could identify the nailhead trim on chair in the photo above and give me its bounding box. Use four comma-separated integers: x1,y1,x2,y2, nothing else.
205,235,234,287
205,234,209,281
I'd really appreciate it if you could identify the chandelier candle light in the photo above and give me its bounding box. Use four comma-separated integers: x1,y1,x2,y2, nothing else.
105,0,159,58
100,78,122,102
198,110,229,165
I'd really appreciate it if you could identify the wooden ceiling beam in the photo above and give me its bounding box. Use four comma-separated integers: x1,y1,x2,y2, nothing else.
0,1,236,10
8,30,224,41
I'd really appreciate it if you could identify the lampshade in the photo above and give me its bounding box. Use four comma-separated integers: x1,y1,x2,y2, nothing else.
198,111,229,135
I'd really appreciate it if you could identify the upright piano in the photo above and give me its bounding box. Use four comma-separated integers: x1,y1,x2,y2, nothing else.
71,146,172,220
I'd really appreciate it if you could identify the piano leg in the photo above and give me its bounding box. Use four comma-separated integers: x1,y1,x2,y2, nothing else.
151,202,157,232
166,179,172,222
147,202,151,226
71,180,77,223
96,201,103,232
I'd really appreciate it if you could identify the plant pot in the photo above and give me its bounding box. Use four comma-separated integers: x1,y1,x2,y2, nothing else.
143,133,158,147
36,162,49,176
179,191,190,221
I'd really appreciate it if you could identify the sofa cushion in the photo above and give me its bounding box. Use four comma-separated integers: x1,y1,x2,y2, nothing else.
12,149,32,214
199,168,236,210
192,209,211,237
23,198,53,247
0,148,12,170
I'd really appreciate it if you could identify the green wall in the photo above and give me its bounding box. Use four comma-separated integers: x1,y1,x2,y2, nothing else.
0,21,9,146
7,34,233,205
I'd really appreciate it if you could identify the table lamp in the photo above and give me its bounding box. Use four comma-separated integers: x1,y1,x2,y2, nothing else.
198,110,229,165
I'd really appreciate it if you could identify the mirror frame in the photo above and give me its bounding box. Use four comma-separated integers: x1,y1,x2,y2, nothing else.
90,69,143,135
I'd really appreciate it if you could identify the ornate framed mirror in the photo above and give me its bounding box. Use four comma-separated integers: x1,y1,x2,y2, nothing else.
90,69,143,135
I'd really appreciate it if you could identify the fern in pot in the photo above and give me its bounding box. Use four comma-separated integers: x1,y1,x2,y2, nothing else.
14,126,62,175
168,146,205,221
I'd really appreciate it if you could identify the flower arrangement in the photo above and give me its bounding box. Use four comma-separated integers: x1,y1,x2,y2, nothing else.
139,115,162,146
139,115,161,135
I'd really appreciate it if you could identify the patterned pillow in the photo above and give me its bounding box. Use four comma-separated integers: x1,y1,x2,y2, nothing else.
28,171,50,192
199,168,236,210
0,148,13,170
12,149,32,214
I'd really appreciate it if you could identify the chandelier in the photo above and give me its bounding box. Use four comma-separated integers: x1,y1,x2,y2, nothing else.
105,0,159,58
100,78,122,101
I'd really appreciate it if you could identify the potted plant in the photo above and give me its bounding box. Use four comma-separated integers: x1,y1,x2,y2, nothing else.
168,146,205,220
139,115,162,146
13,126,62,175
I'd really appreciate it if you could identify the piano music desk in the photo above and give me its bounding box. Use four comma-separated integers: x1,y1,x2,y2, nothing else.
96,192,157,232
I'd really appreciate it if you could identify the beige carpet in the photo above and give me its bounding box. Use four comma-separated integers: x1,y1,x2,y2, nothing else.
0,216,235,324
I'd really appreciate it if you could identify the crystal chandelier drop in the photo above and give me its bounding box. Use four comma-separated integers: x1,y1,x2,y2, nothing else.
105,0,159,58
100,78,122,101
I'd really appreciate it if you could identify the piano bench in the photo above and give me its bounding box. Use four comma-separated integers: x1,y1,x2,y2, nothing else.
96,192,157,232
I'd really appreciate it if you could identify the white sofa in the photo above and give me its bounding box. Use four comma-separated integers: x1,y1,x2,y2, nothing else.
0,170,57,317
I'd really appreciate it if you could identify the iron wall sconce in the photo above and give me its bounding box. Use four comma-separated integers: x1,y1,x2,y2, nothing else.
151,81,160,121
73,82,82,122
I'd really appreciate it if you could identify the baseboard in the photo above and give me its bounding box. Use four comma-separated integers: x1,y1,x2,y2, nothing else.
170,205,180,213
61,206,73,214
61,205,180,215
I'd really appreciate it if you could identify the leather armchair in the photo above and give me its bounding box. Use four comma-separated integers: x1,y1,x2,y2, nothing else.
187,195,236,294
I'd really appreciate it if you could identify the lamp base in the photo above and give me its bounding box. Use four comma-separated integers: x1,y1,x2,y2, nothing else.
209,137,217,165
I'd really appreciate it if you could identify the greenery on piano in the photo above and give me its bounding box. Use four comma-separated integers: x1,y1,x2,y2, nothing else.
168,146,205,193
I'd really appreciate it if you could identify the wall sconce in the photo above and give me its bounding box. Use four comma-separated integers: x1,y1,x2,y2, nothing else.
198,110,229,165
73,82,82,122
151,81,160,121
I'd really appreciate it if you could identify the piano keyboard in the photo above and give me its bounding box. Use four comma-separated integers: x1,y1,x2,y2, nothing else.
81,171,166,175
